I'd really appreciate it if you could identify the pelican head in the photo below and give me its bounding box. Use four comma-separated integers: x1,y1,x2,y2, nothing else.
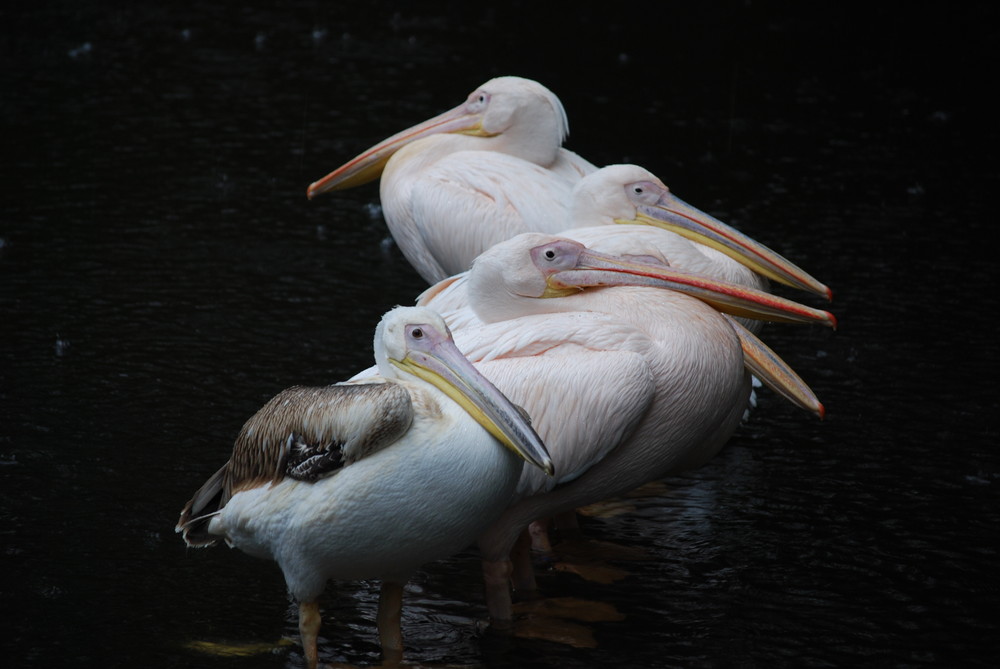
374,306,553,475
307,76,569,197
569,164,833,300
466,234,837,328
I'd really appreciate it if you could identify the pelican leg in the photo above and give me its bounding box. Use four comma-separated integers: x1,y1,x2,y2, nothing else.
377,581,404,665
528,518,554,553
481,557,514,629
298,600,321,669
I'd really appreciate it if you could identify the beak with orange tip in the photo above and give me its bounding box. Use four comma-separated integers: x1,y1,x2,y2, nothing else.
529,238,837,329
307,93,495,198
617,179,833,301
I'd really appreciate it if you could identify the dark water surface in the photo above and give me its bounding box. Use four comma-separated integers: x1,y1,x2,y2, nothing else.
3,3,997,667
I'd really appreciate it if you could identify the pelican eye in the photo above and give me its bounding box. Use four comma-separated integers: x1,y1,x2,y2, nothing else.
544,249,557,260
411,327,424,339
469,91,490,110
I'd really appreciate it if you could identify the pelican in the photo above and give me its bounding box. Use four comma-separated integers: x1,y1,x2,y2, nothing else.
176,306,552,668
419,226,830,415
417,226,828,573
562,164,832,300
413,234,836,625
307,76,598,283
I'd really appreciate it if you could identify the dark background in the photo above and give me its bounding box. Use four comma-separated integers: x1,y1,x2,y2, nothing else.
2,2,997,667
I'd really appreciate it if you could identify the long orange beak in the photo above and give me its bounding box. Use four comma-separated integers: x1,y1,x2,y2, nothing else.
307,103,491,198
533,239,837,328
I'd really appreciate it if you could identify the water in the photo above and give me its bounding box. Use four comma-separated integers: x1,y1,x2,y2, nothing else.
2,2,997,667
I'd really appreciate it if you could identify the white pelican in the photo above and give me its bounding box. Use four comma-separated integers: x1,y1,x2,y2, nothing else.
176,306,552,668
418,227,832,415
413,234,836,625
562,164,832,300
307,76,598,283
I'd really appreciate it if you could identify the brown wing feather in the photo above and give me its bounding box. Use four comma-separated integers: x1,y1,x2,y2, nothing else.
176,380,413,547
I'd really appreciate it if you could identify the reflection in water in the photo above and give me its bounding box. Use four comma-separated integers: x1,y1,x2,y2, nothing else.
3,2,996,668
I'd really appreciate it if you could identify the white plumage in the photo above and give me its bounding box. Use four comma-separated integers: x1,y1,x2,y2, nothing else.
308,76,597,282
177,306,552,667
304,76,836,637
413,234,835,624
